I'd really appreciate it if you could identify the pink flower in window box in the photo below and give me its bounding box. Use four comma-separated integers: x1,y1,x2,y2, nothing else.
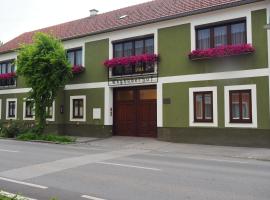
104,54,159,68
0,72,16,80
189,44,255,60
72,65,85,74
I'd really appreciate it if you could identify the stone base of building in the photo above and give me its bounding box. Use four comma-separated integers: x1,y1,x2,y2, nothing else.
158,127,270,148
44,124,112,138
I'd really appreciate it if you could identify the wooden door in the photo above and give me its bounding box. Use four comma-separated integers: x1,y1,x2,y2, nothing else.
113,86,157,137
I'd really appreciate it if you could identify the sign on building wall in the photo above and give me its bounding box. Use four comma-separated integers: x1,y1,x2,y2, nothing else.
108,74,158,87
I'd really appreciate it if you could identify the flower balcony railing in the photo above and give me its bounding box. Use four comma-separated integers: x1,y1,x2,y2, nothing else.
0,72,16,87
72,65,85,74
188,44,255,60
104,54,159,76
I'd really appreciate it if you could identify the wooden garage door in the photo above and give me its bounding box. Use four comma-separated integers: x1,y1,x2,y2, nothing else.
113,86,157,137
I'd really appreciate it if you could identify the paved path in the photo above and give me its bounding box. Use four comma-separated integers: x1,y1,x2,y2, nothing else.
0,137,270,200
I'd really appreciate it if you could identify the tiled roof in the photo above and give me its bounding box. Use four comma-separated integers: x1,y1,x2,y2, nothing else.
0,0,262,54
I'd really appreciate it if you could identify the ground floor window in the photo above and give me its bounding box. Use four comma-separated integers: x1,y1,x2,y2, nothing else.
189,87,217,127
6,98,17,120
70,96,86,122
46,101,55,121
225,85,257,128
23,100,35,120
229,90,252,123
193,91,213,122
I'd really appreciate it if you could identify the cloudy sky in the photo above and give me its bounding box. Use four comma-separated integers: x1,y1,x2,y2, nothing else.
0,0,150,43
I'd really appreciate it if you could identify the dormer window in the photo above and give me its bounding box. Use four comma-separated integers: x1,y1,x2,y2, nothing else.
196,19,247,50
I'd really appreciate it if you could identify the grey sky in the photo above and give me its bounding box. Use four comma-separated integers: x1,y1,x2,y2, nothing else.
0,0,150,43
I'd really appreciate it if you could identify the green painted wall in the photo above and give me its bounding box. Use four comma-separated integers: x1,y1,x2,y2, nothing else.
158,9,268,77
163,76,270,129
64,88,105,125
69,39,109,84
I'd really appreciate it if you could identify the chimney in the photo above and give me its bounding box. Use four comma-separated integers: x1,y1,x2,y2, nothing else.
89,9,98,17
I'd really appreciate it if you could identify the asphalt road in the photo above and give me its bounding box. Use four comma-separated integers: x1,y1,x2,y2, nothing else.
0,138,270,200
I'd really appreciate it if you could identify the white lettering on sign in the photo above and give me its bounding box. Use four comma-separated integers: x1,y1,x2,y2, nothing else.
109,76,158,86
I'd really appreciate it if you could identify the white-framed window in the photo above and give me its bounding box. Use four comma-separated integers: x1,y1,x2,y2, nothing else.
23,99,35,120
46,101,55,122
189,86,218,127
70,96,86,122
224,84,257,128
6,98,17,120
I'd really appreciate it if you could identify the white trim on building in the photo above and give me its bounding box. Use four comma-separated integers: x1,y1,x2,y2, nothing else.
69,95,86,122
189,86,218,127
224,84,257,128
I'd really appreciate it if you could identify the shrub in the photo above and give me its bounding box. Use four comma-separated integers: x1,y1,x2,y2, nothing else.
0,121,31,138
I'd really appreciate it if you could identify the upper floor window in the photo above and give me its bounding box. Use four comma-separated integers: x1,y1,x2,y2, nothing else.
113,37,154,58
67,48,82,66
0,60,16,87
112,36,155,76
196,20,246,50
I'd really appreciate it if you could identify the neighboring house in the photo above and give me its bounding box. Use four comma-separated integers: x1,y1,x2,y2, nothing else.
0,0,269,147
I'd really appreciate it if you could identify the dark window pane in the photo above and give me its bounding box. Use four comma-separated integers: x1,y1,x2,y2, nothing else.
2,64,6,74
123,42,133,57
135,40,144,55
114,44,123,58
195,94,203,120
67,52,75,65
214,26,227,47
145,38,154,54
231,23,246,45
231,92,240,119
76,50,82,66
197,29,211,49
204,94,212,120
241,92,251,120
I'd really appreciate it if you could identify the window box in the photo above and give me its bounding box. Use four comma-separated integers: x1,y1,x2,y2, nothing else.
188,44,255,60
104,54,159,68
72,65,85,74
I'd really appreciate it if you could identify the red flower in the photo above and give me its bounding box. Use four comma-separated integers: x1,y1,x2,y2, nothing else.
104,54,159,68
189,44,255,60
0,72,16,80
72,65,85,74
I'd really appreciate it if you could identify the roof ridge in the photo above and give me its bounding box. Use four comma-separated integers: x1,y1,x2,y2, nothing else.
0,0,263,54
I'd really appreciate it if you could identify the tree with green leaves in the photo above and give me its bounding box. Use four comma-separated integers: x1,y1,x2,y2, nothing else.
16,33,72,134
